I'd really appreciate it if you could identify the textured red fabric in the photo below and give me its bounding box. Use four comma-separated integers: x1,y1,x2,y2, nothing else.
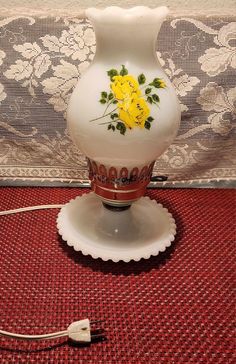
0,187,235,363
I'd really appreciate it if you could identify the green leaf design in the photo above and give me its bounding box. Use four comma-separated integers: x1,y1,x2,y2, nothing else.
112,100,118,104
108,124,112,130
111,125,115,131
152,94,160,103
145,88,152,94
149,78,165,88
120,126,126,135
99,99,106,104
116,122,126,135
101,91,107,98
107,69,118,80
147,96,153,104
145,121,151,130
108,92,114,100
147,116,154,122
138,73,146,85
120,65,128,76
149,78,160,87
111,113,119,120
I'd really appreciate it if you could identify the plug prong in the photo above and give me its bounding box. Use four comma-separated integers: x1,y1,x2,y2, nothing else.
91,328,105,334
90,320,105,325
91,333,105,340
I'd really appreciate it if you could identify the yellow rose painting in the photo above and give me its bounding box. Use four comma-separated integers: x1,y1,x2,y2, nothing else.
89,65,166,135
111,75,141,101
118,96,150,129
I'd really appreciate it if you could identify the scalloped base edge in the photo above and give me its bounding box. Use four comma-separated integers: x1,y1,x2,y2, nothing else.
57,192,177,263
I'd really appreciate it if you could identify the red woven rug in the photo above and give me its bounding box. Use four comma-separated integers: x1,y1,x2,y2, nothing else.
0,187,235,363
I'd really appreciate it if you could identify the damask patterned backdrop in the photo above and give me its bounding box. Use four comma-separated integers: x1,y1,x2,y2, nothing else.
0,9,235,186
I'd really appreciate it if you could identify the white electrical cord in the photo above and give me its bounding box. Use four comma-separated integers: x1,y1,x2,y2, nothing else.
0,329,68,341
0,204,105,343
0,319,104,343
0,204,63,216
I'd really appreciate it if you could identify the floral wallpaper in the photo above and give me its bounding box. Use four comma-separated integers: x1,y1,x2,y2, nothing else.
0,12,235,185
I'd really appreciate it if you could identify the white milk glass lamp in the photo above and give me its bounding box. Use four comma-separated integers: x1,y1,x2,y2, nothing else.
57,7,181,262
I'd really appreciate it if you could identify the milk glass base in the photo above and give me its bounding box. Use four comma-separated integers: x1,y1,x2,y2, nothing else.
57,192,176,263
